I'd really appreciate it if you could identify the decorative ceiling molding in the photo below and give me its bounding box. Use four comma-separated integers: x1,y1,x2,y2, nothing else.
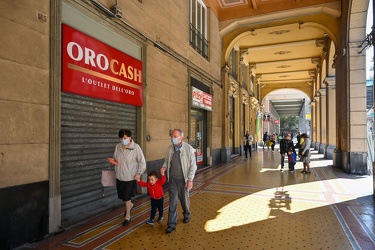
311,58,321,64
315,38,328,48
217,0,249,8
274,51,291,55
276,65,291,68
249,64,257,75
248,39,316,52
268,30,291,35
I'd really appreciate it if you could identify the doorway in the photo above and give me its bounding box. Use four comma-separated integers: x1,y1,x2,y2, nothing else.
190,108,207,167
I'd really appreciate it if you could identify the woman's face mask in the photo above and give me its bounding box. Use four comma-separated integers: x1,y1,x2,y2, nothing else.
121,138,130,146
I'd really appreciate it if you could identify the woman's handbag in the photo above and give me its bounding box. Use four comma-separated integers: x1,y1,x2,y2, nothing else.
101,167,116,187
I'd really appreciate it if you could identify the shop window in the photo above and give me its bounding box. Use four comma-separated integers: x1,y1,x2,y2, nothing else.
190,0,209,60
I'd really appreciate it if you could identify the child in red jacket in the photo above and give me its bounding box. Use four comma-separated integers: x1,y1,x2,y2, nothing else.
135,168,166,225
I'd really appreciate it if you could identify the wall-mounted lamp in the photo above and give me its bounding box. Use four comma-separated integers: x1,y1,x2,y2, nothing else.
146,135,151,142
110,1,123,19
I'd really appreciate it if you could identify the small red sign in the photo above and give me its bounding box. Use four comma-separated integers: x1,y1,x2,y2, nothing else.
196,151,203,165
62,24,143,106
192,87,212,111
274,120,280,124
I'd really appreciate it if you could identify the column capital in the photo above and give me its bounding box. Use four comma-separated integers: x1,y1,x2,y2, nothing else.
317,88,326,96
242,88,249,105
228,77,239,98
324,76,336,88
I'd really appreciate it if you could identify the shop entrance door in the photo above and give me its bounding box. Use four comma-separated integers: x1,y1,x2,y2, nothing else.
190,109,206,167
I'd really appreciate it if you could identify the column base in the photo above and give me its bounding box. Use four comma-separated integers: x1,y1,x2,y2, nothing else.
314,142,320,151
333,149,368,175
333,148,342,168
325,145,336,159
348,151,368,175
319,143,326,154
49,194,61,233
220,146,231,163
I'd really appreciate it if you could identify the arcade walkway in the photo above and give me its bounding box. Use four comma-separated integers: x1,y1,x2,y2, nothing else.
23,148,374,250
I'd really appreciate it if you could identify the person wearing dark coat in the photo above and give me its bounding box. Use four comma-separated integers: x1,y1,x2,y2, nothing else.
279,133,296,171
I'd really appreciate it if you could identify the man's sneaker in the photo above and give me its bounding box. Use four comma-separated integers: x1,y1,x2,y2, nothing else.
146,219,154,225
280,168,284,172
157,216,164,223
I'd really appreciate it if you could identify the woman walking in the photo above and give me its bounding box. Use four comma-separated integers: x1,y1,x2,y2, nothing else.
110,129,146,226
300,133,311,174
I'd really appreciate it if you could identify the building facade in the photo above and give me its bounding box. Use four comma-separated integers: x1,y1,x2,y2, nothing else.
0,0,374,249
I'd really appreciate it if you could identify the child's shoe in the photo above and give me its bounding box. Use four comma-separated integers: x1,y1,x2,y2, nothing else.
157,216,164,223
146,219,154,225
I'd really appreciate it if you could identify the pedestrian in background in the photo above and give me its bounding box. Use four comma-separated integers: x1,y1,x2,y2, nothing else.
263,132,269,149
300,133,312,174
279,133,295,171
270,133,276,153
244,131,253,159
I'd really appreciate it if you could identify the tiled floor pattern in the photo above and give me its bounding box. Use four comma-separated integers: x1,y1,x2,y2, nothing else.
23,149,374,250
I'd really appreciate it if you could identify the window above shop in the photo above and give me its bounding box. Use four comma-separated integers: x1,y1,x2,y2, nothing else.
189,0,209,60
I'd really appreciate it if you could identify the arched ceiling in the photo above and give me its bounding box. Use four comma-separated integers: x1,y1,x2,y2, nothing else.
205,0,340,21
204,0,340,102
239,22,330,100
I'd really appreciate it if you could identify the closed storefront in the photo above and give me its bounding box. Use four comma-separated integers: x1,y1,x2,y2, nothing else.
60,2,143,225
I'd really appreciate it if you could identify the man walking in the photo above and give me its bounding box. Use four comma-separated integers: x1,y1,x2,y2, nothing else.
162,129,197,234
244,131,253,159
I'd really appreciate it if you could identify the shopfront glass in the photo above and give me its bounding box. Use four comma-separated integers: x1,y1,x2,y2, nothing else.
190,108,206,167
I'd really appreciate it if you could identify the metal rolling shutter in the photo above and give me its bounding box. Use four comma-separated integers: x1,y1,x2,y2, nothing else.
60,92,137,225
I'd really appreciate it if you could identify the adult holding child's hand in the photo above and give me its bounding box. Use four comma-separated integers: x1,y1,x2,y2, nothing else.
113,129,146,226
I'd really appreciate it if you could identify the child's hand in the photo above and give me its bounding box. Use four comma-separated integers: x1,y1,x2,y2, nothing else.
134,174,140,181
160,167,166,175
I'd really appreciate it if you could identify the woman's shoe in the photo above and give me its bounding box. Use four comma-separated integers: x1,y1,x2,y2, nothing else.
300,170,306,173
122,218,131,226
306,171,311,174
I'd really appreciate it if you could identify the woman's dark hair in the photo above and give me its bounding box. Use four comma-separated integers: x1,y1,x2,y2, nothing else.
148,171,158,178
119,129,132,138
301,133,309,138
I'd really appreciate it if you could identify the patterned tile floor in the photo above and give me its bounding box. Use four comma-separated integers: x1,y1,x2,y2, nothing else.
22,148,374,250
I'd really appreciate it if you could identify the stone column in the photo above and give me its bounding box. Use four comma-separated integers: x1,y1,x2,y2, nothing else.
348,42,368,174
318,89,327,154
221,66,231,163
314,95,321,150
325,77,336,159
49,0,62,233
309,100,315,148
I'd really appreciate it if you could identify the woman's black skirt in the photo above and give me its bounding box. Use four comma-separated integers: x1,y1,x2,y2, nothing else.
116,179,136,201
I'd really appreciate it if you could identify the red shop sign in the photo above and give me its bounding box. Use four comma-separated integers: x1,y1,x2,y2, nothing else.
62,24,143,106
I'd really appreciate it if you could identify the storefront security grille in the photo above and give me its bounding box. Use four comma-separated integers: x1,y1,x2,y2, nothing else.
60,92,137,226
